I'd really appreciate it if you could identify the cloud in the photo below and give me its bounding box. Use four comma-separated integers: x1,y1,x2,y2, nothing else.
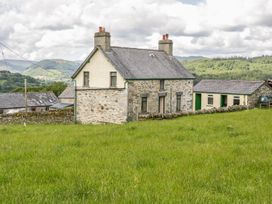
0,0,272,61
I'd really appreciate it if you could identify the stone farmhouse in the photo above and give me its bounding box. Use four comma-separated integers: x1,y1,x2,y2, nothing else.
72,27,195,124
193,80,272,111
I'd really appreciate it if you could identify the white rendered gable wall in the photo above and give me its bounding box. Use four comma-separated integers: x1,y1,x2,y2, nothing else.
75,49,125,88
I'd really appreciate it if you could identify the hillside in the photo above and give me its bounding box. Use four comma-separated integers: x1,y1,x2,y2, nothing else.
0,70,42,93
183,56,272,81
23,59,80,81
0,59,34,73
0,109,272,203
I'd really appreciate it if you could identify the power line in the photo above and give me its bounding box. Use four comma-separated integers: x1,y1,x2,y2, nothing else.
0,41,54,70
0,45,9,70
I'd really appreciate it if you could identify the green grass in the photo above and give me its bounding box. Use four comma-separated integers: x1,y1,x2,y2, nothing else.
1,109,272,203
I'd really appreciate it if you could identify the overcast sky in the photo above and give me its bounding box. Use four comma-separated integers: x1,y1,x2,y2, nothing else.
1,0,272,61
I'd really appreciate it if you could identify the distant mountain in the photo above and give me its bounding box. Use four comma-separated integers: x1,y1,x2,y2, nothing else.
176,56,207,61
0,70,43,93
183,56,272,81
0,59,35,73
23,59,80,81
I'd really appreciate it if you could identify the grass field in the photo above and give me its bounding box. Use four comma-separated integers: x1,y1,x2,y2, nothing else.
1,109,272,203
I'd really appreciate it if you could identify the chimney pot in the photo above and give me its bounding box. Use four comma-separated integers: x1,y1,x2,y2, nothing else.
165,34,169,40
99,26,103,32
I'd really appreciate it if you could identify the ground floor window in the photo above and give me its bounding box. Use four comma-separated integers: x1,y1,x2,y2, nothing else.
176,94,181,112
141,97,148,113
0,109,3,114
208,95,214,105
233,96,240,105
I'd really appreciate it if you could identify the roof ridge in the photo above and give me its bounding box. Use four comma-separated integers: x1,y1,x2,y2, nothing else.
111,46,164,52
201,79,264,83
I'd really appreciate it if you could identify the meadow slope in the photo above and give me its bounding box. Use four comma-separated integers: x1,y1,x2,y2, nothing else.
0,109,272,203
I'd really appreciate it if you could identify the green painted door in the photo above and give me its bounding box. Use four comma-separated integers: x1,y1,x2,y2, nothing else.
221,95,227,107
195,94,202,110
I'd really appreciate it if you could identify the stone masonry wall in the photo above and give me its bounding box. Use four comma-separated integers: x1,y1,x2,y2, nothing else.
248,84,272,107
76,88,128,124
127,80,193,121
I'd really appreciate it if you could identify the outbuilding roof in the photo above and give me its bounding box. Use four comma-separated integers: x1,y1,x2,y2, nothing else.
0,92,59,109
194,80,267,95
72,46,194,80
59,85,75,99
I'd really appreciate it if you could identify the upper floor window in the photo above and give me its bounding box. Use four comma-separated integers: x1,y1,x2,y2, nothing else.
110,72,117,87
160,80,165,91
83,71,89,87
208,95,214,105
233,96,240,105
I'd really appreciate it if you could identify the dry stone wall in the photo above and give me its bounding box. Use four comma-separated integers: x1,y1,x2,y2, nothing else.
0,110,73,124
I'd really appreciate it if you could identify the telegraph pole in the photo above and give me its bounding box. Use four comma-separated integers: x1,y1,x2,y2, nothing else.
24,79,28,113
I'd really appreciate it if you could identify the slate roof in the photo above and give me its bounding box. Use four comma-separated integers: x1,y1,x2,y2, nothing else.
194,80,267,95
50,103,73,109
0,92,59,109
59,85,75,99
72,46,194,80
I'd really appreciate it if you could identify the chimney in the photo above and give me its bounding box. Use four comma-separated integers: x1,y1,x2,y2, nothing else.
94,26,111,51
158,33,173,56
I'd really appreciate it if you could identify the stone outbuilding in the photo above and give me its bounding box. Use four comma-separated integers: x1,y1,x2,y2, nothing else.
72,27,195,124
193,80,272,111
0,92,58,115
58,85,75,104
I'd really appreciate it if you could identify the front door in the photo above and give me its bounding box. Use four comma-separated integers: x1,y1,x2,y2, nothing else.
159,96,165,114
221,95,228,107
195,94,202,110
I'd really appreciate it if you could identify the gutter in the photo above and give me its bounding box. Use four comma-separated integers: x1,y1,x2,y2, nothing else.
73,79,77,124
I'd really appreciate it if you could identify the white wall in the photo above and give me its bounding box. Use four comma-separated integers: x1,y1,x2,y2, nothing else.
75,49,125,88
193,93,248,111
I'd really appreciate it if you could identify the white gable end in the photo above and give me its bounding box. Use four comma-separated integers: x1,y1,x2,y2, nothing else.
75,49,125,88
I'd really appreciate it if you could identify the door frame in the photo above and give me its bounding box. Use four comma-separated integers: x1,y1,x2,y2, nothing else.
195,93,202,110
158,96,165,114
220,95,228,107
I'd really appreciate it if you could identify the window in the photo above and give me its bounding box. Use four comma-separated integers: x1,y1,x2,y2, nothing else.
0,109,3,114
31,107,36,112
141,97,148,113
83,71,89,87
160,80,165,90
233,96,240,105
176,94,182,112
208,95,214,105
110,72,117,87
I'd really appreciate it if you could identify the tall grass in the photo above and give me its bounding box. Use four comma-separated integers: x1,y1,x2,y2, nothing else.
0,109,272,203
